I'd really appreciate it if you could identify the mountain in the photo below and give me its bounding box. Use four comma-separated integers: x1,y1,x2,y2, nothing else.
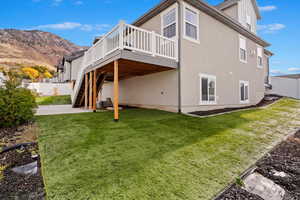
0,29,86,71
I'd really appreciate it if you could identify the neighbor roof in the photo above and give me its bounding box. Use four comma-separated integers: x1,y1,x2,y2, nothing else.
275,74,300,79
133,0,269,47
216,0,261,20
64,49,87,62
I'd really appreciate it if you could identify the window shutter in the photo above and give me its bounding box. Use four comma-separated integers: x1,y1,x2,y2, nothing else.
257,47,262,57
246,15,251,25
239,37,246,50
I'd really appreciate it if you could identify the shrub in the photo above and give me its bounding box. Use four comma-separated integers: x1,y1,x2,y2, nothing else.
0,79,37,128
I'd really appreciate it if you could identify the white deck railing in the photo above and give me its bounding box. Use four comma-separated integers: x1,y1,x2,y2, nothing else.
72,21,178,104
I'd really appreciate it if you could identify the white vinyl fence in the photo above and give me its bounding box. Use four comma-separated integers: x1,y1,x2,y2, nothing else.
26,83,72,96
268,77,300,99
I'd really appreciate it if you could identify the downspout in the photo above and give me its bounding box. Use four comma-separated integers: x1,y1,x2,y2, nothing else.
177,0,182,113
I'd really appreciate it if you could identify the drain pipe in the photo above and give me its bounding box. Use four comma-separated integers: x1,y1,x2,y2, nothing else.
177,0,182,113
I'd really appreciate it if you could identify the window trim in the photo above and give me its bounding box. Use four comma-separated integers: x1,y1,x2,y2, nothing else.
183,2,200,44
239,80,250,104
160,3,178,40
199,73,217,105
246,15,252,31
257,45,263,69
239,35,247,63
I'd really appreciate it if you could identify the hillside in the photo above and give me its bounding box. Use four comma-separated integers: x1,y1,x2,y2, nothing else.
0,29,85,71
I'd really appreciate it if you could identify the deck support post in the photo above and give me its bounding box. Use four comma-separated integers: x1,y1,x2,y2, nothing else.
114,60,119,122
89,71,93,110
93,70,97,112
84,73,88,109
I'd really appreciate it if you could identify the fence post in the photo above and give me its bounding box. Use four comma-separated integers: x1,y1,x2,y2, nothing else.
119,20,125,50
151,31,156,57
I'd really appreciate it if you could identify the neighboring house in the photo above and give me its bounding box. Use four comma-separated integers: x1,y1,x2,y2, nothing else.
57,50,86,85
66,0,272,120
268,74,300,99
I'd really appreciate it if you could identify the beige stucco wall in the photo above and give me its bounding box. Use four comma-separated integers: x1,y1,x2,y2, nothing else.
179,1,265,113
101,8,179,112
222,4,238,21
101,1,267,113
102,70,178,112
238,0,257,34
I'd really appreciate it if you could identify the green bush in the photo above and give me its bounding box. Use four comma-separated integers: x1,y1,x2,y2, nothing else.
0,80,37,128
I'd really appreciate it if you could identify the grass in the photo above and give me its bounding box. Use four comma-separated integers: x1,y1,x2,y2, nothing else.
37,98,300,200
36,95,71,105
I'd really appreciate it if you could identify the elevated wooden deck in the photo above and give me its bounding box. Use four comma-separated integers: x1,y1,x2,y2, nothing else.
72,22,178,121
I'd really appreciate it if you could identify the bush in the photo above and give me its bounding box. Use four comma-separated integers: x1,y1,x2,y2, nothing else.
0,79,37,128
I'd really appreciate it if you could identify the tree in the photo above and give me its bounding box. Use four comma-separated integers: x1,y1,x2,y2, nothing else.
22,67,39,81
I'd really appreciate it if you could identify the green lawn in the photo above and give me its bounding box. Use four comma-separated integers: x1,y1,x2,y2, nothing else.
37,98,300,200
36,95,71,105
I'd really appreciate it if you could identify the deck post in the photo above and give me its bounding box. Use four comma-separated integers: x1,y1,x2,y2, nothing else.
84,73,88,109
93,70,97,112
114,60,119,122
89,71,93,110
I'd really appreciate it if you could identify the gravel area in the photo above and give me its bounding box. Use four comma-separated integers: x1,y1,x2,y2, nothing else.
215,130,300,200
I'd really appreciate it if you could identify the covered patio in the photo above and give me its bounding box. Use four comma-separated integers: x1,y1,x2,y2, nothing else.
75,50,177,121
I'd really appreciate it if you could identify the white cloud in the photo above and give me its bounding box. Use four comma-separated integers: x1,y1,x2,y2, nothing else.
34,22,82,30
270,69,284,75
257,23,286,34
259,5,277,12
32,22,111,32
288,67,300,72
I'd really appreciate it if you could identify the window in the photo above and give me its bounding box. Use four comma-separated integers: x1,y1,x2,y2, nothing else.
239,36,247,63
200,74,216,104
240,81,249,103
246,15,251,31
162,7,177,38
184,3,199,42
257,46,263,68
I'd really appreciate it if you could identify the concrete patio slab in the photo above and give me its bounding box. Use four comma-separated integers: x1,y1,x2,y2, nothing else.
36,105,91,116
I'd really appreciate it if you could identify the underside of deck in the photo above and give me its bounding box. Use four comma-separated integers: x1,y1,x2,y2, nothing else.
73,50,178,121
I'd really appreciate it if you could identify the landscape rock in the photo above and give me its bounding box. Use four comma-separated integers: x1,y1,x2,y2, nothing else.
243,172,285,200
12,161,38,175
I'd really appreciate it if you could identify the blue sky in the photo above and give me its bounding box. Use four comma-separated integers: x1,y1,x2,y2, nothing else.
0,0,299,75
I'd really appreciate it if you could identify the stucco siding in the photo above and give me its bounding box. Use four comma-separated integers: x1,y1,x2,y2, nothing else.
138,10,162,34
180,1,265,113
238,0,257,34
102,70,178,112
223,4,238,21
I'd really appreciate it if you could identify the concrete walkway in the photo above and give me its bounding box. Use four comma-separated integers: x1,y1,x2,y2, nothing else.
36,105,91,116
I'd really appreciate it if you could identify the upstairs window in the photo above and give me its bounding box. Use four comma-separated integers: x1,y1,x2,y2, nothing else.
162,7,176,38
200,74,216,104
257,46,263,68
240,81,249,103
239,36,247,63
184,3,199,42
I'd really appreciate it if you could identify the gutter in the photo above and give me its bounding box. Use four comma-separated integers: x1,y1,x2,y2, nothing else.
177,0,182,113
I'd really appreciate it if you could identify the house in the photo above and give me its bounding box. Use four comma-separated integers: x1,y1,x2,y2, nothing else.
268,74,300,99
60,0,272,121
57,49,86,86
